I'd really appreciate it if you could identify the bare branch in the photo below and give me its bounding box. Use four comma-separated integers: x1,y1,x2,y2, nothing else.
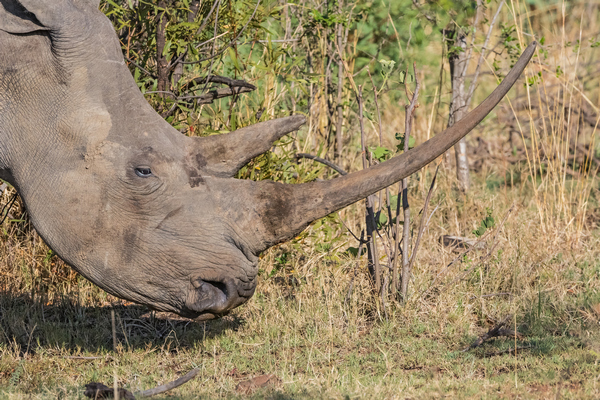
186,75,256,91
406,164,439,281
400,63,420,299
125,56,156,78
179,85,255,104
465,0,506,107
295,153,348,176
358,84,381,291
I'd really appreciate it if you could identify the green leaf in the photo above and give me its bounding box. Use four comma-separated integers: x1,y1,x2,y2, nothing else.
395,133,416,151
369,146,391,162
346,247,366,257
473,208,496,237
388,195,399,211
377,211,388,228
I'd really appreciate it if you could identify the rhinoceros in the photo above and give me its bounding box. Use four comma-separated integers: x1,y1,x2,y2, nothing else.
0,0,535,320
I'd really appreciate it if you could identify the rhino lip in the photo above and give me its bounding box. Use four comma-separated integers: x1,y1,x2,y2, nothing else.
182,277,251,319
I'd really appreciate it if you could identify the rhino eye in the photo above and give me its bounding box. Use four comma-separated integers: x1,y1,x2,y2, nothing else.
134,167,153,178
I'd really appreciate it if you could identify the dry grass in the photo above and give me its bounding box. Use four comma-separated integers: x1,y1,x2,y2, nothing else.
2,0,600,398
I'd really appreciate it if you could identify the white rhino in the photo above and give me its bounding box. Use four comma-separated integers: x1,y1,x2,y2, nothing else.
0,0,535,319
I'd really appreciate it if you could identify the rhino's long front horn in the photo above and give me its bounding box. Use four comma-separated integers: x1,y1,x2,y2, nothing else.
228,42,536,254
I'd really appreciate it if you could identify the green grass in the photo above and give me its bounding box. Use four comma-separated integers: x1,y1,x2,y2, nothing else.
1,205,600,398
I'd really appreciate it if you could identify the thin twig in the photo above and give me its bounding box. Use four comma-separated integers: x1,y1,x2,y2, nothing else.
0,192,17,225
193,30,230,51
406,165,439,282
160,101,179,119
178,86,255,104
411,0,436,23
183,0,261,65
462,0,484,77
400,63,420,300
125,56,155,78
166,0,222,71
295,153,347,176
186,75,256,90
358,85,381,292
465,0,506,107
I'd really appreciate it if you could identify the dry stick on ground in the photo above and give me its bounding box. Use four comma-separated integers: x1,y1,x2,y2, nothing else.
400,63,421,300
462,314,522,352
137,368,200,397
84,369,200,399
295,153,347,176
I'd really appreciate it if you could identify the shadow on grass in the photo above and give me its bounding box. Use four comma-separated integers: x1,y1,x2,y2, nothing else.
0,292,243,354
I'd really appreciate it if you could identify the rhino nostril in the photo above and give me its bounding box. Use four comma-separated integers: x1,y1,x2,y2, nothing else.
185,277,238,317
205,280,229,298
183,276,256,319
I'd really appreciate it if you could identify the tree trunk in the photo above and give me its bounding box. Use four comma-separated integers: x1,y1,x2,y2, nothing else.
170,0,200,91
156,0,170,95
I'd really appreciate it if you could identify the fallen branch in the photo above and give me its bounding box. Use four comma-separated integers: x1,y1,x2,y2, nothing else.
462,315,522,352
137,368,199,397
84,368,199,399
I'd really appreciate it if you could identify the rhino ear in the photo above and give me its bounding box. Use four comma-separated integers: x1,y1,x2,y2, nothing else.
0,0,48,34
14,0,78,30
7,0,100,33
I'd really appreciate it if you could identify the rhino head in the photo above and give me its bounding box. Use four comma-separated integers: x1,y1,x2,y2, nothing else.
0,0,535,319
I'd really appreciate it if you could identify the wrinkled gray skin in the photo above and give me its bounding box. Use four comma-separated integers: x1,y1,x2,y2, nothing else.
0,0,536,319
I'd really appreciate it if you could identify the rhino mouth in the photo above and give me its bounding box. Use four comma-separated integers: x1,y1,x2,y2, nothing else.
182,276,255,320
